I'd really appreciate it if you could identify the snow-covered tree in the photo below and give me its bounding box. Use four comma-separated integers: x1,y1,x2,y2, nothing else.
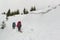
23,8,29,14
30,6,36,11
1,21,6,29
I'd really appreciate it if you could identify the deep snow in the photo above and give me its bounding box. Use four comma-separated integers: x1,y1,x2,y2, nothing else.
0,0,60,40
0,4,60,40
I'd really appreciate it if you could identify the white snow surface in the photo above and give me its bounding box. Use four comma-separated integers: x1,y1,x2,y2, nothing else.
0,0,60,40
0,5,60,40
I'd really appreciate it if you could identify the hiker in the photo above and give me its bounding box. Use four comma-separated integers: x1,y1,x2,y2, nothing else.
1,21,6,29
17,21,22,32
12,22,16,29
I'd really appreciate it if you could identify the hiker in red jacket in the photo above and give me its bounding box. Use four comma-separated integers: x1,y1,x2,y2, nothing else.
17,21,22,32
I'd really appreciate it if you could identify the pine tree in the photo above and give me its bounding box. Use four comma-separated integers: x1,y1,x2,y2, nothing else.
30,6,36,11
23,8,28,14
6,9,10,17
34,6,36,11
16,10,19,14
30,7,33,11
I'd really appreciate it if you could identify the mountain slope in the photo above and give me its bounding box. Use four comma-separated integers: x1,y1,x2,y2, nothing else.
0,5,60,40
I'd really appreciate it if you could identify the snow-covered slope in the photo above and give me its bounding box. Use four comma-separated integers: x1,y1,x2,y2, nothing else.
0,5,60,40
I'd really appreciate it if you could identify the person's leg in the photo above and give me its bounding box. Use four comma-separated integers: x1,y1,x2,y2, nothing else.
18,27,20,31
18,28,19,31
18,26,22,32
13,26,15,29
20,26,21,31
19,26,22,32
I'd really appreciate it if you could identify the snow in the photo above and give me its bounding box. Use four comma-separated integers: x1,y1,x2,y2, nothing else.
0,0,60,40
0,6,60,40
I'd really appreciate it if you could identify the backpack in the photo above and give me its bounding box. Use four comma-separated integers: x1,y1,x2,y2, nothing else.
12,22,16,27
17,21,21,27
